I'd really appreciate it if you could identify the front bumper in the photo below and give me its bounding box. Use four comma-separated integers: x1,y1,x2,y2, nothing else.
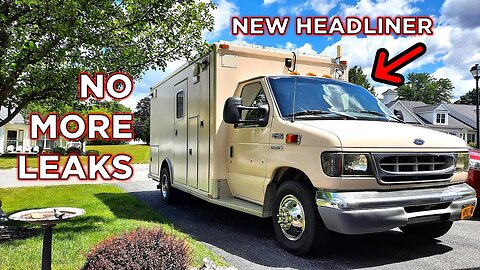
316,183,477,234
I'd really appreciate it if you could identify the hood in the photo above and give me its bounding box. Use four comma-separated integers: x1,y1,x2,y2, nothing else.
297,120,468,149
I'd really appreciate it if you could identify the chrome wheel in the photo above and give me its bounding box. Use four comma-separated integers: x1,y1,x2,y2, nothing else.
277,194,305,241
161,174,169,199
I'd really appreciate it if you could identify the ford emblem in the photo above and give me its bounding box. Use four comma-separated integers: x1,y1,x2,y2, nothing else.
413,139,425,145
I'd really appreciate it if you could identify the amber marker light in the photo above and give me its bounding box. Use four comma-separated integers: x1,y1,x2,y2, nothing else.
219,44,230,49
286,133,302,144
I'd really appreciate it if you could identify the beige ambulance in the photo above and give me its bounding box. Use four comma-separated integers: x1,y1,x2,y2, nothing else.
149,42,477,256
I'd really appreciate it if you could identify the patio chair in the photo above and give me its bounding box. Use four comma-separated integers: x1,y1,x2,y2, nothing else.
6,145,14,153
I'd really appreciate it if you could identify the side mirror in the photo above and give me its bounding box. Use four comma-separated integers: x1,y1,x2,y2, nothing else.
223,97,242,124
223,97,269,126
393,109,404,121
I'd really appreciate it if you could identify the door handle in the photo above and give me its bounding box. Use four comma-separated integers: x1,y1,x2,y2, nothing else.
175,129,178,136
189,148,192,155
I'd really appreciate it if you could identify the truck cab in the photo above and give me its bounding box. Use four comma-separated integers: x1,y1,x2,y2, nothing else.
223,75,476,255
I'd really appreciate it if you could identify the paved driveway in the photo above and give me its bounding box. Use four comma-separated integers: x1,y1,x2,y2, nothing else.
118,181,480,270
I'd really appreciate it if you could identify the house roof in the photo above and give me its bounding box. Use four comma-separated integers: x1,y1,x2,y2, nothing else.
0,107,26,124
386,100,427,124
414,104,448,113
387,100,477,130
418,113,472,129
382,89,397,95
443,104,478,129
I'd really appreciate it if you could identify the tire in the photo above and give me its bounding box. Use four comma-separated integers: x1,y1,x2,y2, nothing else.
400,221,453,239
159,167,175,204
272,180,330,256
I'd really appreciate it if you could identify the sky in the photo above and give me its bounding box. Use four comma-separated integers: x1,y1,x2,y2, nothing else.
122,0,480,110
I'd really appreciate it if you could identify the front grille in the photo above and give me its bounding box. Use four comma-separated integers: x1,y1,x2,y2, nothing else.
373,153,455,184
379,155,453,173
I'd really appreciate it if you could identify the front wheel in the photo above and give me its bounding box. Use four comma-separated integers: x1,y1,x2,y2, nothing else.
272,181,330,256
400,221,453,239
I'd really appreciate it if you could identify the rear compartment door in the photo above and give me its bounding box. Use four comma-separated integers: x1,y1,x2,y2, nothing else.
174,80,188,185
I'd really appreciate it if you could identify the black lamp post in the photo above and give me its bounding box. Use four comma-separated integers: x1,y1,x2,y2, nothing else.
470,64,480,149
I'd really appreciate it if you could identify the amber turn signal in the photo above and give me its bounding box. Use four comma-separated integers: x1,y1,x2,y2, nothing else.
286,133,302,144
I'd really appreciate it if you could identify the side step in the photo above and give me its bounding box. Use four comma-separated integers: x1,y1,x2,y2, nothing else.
209,197,265,217
171,179,266,217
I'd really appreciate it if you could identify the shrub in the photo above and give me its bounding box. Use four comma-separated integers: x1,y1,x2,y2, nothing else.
84,150,100,155
82,228,191,270
51,147,66,155
66,147,81,155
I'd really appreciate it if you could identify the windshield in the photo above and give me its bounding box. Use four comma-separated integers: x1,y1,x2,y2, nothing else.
268,76,397,121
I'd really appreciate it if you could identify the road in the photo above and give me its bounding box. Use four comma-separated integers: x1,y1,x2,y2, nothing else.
117,181,480,270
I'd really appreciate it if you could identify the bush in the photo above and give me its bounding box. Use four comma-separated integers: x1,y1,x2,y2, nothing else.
84,150,100,155
82,228,191,270
51,147,66,155
66,147,81,155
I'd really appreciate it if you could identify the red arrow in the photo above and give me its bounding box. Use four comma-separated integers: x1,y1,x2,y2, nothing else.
371,42,427,87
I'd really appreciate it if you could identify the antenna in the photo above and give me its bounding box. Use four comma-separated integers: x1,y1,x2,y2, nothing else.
292,76,297,122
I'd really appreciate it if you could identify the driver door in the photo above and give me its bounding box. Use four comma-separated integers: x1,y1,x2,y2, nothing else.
227,80,271,204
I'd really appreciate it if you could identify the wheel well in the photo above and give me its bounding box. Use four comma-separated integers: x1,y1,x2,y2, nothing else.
263,167,314,217
160,159,172,178
161,160,169,172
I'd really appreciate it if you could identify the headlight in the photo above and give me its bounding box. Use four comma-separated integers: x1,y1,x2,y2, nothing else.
455,153,469,172
321,152,374,177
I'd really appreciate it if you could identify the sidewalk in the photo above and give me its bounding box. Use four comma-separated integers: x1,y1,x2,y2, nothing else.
0,164,150,188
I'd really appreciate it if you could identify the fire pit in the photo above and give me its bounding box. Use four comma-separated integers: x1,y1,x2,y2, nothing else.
9,207,85,270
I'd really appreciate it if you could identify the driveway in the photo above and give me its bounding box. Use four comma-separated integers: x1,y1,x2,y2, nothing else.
117,180,480,270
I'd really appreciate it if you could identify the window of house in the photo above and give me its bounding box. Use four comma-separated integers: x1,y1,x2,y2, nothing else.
6,130,17,147
176,90,184,119
467,133,476,144
238,82,269,127
36,135,55,149
18,130,24,146
435,113,446,124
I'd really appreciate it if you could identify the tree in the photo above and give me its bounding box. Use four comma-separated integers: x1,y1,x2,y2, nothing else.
455,89,477,105
0,0,214,127
133,96,150,144
348,65,375,95
397,73,454,104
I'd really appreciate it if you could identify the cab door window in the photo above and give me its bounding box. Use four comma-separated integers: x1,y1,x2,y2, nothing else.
239,82,268,127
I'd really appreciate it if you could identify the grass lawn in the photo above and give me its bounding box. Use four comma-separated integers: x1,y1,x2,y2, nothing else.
0,144,150,169
85,144,149,164
0,185,225,269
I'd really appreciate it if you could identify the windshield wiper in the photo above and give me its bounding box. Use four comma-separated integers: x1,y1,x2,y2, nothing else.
348,110,404,123
286,110,357,120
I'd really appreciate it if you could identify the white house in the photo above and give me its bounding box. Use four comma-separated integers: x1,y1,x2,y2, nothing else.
0,107,32,154
0,107,69,155
382,90,478,146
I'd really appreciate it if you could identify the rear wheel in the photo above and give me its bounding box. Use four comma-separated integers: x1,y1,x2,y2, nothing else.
159,167,175,204
272,181,330,256
400,221,453,239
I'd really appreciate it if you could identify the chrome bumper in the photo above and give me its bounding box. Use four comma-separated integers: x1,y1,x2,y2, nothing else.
316,183,477,234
